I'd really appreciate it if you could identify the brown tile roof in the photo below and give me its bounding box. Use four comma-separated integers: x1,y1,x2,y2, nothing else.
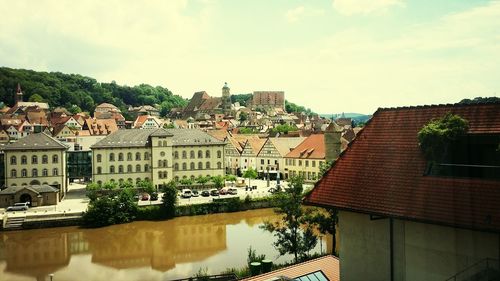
206,129,230,141
199,97,222,111
285,134,325,159
304,103,500,233
84,118,118,135
242,255,339,281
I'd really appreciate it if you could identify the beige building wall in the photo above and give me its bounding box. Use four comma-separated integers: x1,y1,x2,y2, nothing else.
5,149,67,193
92,138,225,187
92,147,151,185
284,157,324,181
338,211,500,281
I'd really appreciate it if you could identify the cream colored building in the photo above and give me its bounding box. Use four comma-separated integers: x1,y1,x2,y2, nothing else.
256,137,305,180
2,132,68,198
91,128,225,188
284,134,327,182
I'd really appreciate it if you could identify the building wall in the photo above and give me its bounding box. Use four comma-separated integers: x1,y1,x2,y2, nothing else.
4,149,67,193
92,140,225,187
338,211,500,281
284,157,324,181
0,190,59,208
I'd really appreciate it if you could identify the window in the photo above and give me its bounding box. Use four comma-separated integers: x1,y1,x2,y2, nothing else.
174,163,179,171
10,156,16,165
198,150,203,158
299,160,302,166
174,176,179,182
206,150,210,158
11,169,16,178
163,171,168,178
174,151,179,159
159,171,163,179
109,153,114,161
97,167,102,174
190,151,195,159
32,168,38,177
163,160,167,167
96,154,102,163
182,151,187,159
53,168,58,176
198,162,203,170
127,165,132,172
217,162,222,169
160,151,165,157
21,155,27,165
118,165,124,173
182,163,187,170
206,162,211,169
268,160,270,164
158,160,162,167
144,164,149,172
144,152,150,160
305,160,309,167
136,164,141,172
110,166,115,174
32,155,38,164
118,153,124,161
127,152,132,161
21,169,27,177
136,178,141,183
158,141,162,147
135,152,141,161
261,159,265,164
217,151,222,158
190,162,195,170
312,161,316,167
42,168,48,176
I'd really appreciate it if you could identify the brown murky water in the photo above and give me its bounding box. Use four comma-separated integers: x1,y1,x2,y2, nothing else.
0,209,330,281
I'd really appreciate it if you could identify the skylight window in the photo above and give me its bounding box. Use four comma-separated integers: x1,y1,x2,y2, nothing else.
294,270,329,281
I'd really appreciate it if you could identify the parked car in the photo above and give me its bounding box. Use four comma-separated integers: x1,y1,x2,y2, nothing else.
6,202,29,212
141,193,150,201
268,188,278,194
150,192,159,201
210,189,219,196
219,188,227,195
228,188,238,195
201,190,210,197
181,189,192,198
192,190,199,197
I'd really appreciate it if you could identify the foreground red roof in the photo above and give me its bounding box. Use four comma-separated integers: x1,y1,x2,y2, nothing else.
305,103,500,232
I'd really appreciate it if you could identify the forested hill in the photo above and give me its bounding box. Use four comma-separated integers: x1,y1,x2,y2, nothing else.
0,67,187,116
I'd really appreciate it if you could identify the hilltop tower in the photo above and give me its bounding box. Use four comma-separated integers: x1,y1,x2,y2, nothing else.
15,83,23,103
221,82,232,115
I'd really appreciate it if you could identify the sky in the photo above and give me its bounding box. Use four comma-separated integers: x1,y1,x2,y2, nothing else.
1,0,499,114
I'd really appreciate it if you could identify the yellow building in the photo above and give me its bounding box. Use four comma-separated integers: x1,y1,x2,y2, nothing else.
256,137,305,180
91,128,225,188
2,133,68,199
284,134,327,182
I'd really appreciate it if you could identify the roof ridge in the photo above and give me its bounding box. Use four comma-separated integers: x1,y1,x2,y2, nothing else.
377,101,500,112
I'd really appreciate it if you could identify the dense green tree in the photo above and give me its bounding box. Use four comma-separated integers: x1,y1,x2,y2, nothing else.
0,67,187,115
418,113,469,161
231,93,253,106
161,181,178,218
196,176,210,188
243,168,258,187
211,175,225,189
179,178,194,186
261,176,318,262
137,180,155,194
28,93,45,102
270,124,298,135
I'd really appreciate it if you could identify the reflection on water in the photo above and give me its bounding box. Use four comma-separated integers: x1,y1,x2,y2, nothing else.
0,209,330,281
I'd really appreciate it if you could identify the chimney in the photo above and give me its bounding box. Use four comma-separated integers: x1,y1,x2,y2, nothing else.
324,122,342,162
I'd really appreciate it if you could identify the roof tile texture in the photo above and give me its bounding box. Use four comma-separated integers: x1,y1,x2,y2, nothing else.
305,103,500,232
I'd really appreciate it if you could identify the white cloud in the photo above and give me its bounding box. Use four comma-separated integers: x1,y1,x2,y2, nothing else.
285,6,324,23
332,0,404,16
286,6,306,22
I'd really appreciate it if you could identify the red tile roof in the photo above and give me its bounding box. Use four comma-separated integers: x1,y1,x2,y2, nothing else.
242,255,339,281
285,134,325,159
305,103,500,232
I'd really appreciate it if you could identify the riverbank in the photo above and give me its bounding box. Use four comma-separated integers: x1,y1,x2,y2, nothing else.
1,196,277,230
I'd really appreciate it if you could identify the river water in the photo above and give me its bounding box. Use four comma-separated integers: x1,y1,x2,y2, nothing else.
0,209,330,281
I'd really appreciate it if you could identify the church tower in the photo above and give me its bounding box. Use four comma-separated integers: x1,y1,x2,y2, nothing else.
15,83,23,104
221,82,232,115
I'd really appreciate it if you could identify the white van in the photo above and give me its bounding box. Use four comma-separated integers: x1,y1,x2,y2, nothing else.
181,189,192,198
